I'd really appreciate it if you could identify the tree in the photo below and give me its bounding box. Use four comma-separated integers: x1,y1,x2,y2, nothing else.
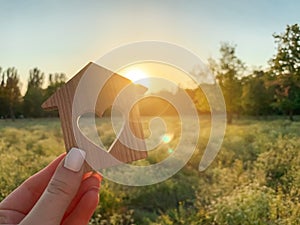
269,24,300,121
3,68,22,120
23,68,45,117
241,70,273,116
44,73,67,117
192,87,210,114
0,68,21,119
27,68,44,89
0,67,8,118
45,73,66,99
48,73,66,85
210,43,245,123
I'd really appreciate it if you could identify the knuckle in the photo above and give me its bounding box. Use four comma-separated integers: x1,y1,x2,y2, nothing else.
47,177,73,196
0,213,8,224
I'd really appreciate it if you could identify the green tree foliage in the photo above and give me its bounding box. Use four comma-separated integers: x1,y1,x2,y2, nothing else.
0,66,67,119
192,88,210,114
0,67,7,117
241,70,273,116
210,43,245,123
0,24,299,120
0,68,21,119
27,67,44,89
45,73,66,99
269,24,300,121
43,73,67,117
23,68,45,117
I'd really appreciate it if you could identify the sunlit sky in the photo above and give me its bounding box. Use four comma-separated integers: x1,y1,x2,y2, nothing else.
0,0,299,93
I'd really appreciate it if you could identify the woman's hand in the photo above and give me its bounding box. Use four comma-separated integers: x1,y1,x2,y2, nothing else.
0,148,101,225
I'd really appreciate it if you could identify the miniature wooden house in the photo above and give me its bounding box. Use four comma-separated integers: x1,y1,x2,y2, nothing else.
42,62,147,170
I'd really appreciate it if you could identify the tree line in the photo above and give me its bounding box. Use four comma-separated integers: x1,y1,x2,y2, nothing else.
191,23,300,123
0,24,299,122
0,67,66,119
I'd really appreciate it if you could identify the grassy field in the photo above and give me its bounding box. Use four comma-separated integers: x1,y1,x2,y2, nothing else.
0,117,300,224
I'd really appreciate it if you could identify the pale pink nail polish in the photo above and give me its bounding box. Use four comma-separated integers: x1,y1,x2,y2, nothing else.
64,148,86,172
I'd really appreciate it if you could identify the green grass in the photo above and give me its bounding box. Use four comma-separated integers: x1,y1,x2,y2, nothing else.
0,117,300,224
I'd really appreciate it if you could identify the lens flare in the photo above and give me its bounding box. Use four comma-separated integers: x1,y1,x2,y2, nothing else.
168,148,174,154
161,133,173,143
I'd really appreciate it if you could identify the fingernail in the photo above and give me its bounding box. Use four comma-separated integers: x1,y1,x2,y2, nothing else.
64,148,86,172
93,172,103,183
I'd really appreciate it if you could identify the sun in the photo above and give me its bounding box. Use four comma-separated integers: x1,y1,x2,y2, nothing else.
123,68,147,82
122,68,150,87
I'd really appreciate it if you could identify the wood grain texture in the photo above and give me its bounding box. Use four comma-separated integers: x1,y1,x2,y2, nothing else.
42,62,147,170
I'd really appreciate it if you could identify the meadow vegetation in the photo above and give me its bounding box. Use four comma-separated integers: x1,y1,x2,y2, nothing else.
1,117,299,224
0,21,299,225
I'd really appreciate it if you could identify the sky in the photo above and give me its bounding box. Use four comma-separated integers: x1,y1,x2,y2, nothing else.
0,0,299,93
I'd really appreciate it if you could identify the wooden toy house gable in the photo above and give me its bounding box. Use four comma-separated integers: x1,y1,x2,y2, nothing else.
42,62,147,169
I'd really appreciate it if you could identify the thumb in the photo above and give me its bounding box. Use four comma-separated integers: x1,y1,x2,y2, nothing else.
21,148,86,225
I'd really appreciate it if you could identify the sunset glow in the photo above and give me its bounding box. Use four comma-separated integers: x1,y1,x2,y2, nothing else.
123,69,148,83
119,67,151,88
